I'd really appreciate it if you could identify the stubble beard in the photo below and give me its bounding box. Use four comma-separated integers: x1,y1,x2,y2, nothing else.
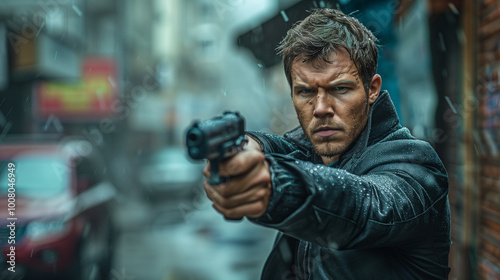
299,107,369,161
312,139,344,159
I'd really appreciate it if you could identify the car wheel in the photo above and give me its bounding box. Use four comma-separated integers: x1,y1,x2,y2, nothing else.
75,223,100,280
99,217,116,279
71,218,115,280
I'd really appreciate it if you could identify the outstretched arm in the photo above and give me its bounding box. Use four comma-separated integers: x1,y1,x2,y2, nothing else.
250,140,449,250
246,129,310,156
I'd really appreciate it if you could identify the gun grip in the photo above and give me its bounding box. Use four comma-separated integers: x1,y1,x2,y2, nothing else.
209,159,221,185
208,159,241,221
209,159,229,185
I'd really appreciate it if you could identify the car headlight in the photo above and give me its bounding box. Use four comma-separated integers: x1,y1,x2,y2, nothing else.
25,219,69,241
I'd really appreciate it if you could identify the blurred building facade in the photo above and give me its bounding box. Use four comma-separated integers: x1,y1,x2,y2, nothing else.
0,0,298,187
467,0,500,279
421,0,500,279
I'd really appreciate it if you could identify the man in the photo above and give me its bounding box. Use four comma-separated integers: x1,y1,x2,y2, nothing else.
203,8,450,279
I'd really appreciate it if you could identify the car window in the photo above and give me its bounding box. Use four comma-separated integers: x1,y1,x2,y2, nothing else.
0,155,70,198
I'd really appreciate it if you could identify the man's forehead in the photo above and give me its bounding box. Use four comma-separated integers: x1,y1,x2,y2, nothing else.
291,52,359,82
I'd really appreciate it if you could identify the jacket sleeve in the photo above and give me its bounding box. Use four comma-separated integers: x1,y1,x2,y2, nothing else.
246,130,304,155
250,139,449,251
246,130,312,160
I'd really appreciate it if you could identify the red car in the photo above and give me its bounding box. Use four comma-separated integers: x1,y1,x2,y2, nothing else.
0,138,117,280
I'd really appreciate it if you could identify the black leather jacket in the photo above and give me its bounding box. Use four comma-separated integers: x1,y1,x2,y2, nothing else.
247,91,451,279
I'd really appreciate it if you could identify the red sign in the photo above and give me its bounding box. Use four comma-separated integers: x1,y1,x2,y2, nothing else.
36,58,118,120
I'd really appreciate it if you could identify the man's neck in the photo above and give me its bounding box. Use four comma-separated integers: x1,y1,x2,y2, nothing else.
321,155,339,166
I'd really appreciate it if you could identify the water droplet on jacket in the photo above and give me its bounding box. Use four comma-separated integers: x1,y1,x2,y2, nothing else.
329,242,339,249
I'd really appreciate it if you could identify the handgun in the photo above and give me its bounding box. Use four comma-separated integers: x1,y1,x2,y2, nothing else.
185,111,248,185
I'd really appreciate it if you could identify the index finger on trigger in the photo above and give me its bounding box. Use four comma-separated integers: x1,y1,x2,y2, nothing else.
203,161,210,178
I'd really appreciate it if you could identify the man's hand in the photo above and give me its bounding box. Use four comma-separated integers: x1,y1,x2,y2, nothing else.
203,137,271,219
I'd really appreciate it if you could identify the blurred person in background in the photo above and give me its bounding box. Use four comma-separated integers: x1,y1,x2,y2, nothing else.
203,8,450,279
339,0,403,123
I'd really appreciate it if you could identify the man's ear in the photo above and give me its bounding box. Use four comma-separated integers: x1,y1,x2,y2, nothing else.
368,74,382,105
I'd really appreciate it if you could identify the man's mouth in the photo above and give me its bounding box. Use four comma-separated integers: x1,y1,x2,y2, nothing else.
313,126,340,137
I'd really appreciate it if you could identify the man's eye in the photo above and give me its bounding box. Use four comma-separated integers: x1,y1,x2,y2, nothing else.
331,87,348,92
298,89,315,94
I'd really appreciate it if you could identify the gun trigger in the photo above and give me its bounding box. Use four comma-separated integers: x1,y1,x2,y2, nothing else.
235,135,248,146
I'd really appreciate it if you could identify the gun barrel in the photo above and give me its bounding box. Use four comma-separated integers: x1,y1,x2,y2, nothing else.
186,126,204,158
186,112,245,160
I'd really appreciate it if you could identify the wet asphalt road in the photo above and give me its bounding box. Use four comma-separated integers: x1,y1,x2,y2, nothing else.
111,194,276,280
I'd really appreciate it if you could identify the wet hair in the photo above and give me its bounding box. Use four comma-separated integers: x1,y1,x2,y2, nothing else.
277,8,379,94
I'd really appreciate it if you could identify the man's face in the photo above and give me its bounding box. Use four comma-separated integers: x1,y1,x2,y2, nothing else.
291,49,381,165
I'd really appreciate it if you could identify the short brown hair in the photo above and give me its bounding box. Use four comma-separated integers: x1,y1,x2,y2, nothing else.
277,8,379,93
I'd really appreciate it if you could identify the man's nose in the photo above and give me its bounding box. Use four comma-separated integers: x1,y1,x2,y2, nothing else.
313,90,334,117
